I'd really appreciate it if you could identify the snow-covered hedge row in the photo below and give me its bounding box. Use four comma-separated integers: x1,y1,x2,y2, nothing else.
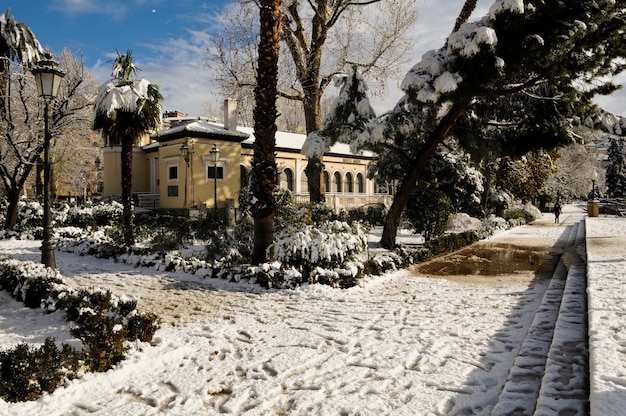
0,256,159,344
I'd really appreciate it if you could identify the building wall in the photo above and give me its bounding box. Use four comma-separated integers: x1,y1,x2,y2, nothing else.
102,147,151,196
156,138,243,210
102,133,389,212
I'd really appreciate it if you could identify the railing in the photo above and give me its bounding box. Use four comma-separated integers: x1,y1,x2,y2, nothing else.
293,193,392,211
127,192,391,213
600,198,626,217
134,192,160,211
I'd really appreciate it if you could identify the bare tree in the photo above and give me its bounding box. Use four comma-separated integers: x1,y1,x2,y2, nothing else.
0,49,97,229
50,49,99,200
207,0,418,202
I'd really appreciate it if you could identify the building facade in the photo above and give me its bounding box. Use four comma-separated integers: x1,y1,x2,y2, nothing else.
101,102,391,217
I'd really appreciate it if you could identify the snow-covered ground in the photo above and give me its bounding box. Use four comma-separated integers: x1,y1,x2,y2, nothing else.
586,216,626,416
0,204,623,415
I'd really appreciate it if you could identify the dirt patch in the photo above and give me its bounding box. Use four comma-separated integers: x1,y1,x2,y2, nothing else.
413,242,561,285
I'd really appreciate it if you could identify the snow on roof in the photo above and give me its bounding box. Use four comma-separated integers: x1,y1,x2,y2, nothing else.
152,120,249,141
237,126,374,158
148,119,374,158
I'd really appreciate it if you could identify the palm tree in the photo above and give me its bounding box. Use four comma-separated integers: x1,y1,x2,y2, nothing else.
251,0,281,264
93,50,163,247
0,8,43,102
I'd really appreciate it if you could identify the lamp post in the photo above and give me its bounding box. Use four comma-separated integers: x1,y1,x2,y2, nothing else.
32,52,65,269
590,169,598,200
210,144,220,213
180,143,190,208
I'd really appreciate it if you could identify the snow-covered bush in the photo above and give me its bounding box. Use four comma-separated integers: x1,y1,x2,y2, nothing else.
63,201,123,229
0,256,160,375
0,338,83,403
504,202,542,223
447,212,482,232
271,220,368,288
487,189,515,216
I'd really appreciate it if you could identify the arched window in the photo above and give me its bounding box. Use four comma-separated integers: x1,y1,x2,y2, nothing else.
356,173,365,193
323,171,330,193
300,170,309,193
279,168,294,191
333,171,342,193
345,172,354,193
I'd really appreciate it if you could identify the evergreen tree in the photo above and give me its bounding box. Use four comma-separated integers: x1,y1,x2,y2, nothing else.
354,0,626,248
607,136,626,197
302,67,376,160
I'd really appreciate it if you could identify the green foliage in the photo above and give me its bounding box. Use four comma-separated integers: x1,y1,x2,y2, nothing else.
126,312,160,342
607,136,626,197
0,338,83,403
425,231,480,257
71,310,128,372
404,188,451,241
347,204,387,227
0,256,160,385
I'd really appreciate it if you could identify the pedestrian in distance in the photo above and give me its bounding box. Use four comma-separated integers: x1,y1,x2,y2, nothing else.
554,201,562,224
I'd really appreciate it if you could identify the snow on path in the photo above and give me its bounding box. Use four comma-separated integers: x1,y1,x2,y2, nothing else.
586,216,626,416
0,208,586,415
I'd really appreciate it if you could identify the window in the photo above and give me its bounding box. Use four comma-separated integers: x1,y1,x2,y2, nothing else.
345,172,354,193
356,173,365,193
333,171,342,193
168,165,178,181
279,168,294,191
323,171,330,193
207,165,224,180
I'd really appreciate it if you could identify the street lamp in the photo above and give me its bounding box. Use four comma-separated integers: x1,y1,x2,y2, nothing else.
180,142,190,166
590,169,598,200
210,144,220,213
32,52,65,269
180,142,190,209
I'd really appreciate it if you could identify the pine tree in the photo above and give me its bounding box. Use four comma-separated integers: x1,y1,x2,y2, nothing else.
607,137,626,197
355,0,626,248
302,66,376,160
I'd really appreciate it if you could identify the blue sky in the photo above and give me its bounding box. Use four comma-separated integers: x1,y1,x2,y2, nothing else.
6,0,626,117
8,0,230,115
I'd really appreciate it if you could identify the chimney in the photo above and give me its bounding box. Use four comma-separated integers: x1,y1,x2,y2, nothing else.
223,99,237,131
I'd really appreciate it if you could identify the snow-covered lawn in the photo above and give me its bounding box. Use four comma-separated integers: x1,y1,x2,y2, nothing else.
0,205,622,415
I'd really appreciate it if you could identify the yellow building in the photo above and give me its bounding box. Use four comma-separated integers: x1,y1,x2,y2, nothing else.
101,102,391,218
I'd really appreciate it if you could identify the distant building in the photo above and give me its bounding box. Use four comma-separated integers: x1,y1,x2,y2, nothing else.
101,100,391,217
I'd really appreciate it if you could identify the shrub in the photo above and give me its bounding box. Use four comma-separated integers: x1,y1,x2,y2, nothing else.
272,220,368,287
0,256,160,379
71,311,128,372
404,188,451,241
425,230,480,256
0,338,83,403
504,202,542,223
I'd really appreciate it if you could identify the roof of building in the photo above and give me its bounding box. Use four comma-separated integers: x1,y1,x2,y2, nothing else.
151,119,249,143
147,118,375,159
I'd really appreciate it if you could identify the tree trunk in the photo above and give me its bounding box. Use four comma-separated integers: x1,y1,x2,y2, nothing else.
453,0,478,32
380,100,472,248
251,0,281,264
305,156,325,203
302,80,324,202
121,137,134,247
4,189,19,229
